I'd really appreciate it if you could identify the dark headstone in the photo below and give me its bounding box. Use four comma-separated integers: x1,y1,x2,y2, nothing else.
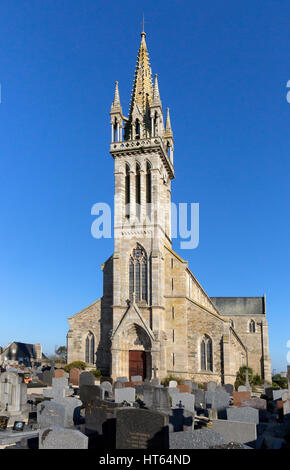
116,408,169,449
79,385,104,407
79,371,95,387
42,370,53,386
223,384,234,395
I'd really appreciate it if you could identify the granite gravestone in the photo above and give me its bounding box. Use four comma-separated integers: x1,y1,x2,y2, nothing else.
223,384,234,395
227,406,259,424
207,381,217,392
171,393,195,413
79,371,95,387
0,372,27,414
205,390,230,418
39,427,88,449
116,408,169,449
169,428,226,449
79,385,105,406
115,387,135,404
42,370,53,387
212,419,257,446
241,397,266,410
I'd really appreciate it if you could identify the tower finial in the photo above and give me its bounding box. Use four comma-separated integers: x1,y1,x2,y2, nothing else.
141,13,146,37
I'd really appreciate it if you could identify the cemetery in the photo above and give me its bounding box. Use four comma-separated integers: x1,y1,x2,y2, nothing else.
0,363,290,450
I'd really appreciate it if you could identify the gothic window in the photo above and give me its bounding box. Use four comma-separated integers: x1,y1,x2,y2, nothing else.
136,163,141,219
167,142,171,158
125,164,130,218
231,320,235,329
135,119,140,139
249,320,256,333
200,335,213,371
85,332,95,364
129,245,148,303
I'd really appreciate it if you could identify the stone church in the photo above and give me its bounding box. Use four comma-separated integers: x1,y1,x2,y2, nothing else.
67,30,271,385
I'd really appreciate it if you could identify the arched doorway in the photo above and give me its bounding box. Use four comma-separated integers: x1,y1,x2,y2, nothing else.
126,323,152,380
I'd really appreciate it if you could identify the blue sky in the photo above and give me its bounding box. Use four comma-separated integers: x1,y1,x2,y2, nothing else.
0,0,289,372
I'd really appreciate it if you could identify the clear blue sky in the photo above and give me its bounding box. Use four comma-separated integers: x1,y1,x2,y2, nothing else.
0,0,289,372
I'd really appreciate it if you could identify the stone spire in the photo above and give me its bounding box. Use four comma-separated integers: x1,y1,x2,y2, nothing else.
111,81,122,113
152,74,161,106
164,107,173,136
126,30,154,137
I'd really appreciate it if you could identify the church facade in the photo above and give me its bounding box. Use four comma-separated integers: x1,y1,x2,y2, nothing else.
67,30,271,385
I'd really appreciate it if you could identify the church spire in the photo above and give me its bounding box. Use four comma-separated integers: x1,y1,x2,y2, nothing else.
152,74,161,106
125,29,153,138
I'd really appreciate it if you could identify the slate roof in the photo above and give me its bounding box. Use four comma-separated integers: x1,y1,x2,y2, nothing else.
210,297,266,316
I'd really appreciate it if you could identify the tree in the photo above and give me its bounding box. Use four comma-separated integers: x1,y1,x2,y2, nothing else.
54,346,67,360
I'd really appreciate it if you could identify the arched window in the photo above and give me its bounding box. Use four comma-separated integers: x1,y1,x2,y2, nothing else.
85,332,95,364
200,335,213,371
135,119,140,139
146,161,152,218
125,164,130,218
249,320,256,333
167,142,171,158
136,163,141,219
129,245,148,303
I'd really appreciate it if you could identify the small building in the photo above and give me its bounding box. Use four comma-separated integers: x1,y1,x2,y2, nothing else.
0,342,43,367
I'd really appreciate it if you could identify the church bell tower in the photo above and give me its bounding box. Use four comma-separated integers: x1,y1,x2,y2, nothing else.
108,29,175,379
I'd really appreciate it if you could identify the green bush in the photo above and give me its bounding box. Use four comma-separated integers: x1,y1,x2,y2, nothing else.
252,374,263,386
64,361,87,373
234,366,254,390
161,375,184,386
90,369,102,378
198,383,204,389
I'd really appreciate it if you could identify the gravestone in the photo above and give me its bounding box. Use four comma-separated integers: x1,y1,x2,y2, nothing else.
69,368,80,386
113,381,125,390
169,428,226,449
273,389,285,401
42,370,53,387
192,382,198,391
171,393,195,413
205,390,230,418
79,385,105,407
85,398,120,434
131,376,142,383
100,381,112,398
151,387,170,412
192,389,206,410
43,377,70,400
39,427,88,449
223,384,234,395
0,372,27,414
207,381,217,392
37,397,81,429
227,406,259,424
177,384,191,393
115,387,135,404
233,391,251,407
168,387,179,398
241,397,267,410
169,380,178,388
116,408,169,449
238,385,248,392
212,419,257,446
37,401,66,429
79,371,95,387
54,369,66,378
184,380,192,389
116,377,128,383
